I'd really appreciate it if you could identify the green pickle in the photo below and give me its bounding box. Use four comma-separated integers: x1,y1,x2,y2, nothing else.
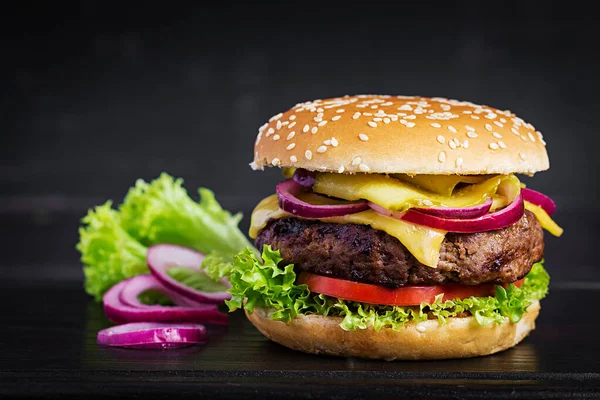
313,173,521,212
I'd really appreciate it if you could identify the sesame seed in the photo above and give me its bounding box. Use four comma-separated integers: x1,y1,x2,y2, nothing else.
416,325,427,333
466,131,478,138
269,112,283,122
290,155,297,163
331,137,339,147
405,115,416,120
406,122,416,128
324,139,331,146
521,134,528,142
338,165,345,173
311,126,318,134
368,121,378,128
373,117,382,122
500,118,507,123
456,157,463,167
289,115,296,120
498,140,507,149
449,140,457,149
272,158,281,166
303,124,310,133
313,117,322,123
471,115,480,120
336,109,345,113
332,115,341,121
485,124,493,131
352,113,361,120
463,139,469,148
437,135,445,144
519,152,527,160
318,120,328,127
272,134,280,140
466,125,475,131
493,132,503,138
359,163,370,172
370,105,378,109
286,143,296,150
267,127,275,136
276,120,282,130
317,108,324,113
305,150,313,160
400,119,407,125
281,121,289,126
438,151,446,163
448,125,457,133
489,142,499,150
441,104,451,111
528,132,536,142
511,127,519,135
431,123,441,128
317,145,327,153
352,156,361,166
288,121,297,129
359,133,369,141
462,110,472,114
287,132,296,140
383,117,391,124
494,121,503,128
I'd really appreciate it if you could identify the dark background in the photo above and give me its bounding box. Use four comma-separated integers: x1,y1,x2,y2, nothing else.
2,2,599,285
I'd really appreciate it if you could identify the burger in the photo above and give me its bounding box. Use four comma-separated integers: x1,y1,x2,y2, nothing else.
234,95,562,360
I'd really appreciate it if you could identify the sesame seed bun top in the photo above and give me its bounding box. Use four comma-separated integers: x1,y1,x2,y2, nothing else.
250,95,549,175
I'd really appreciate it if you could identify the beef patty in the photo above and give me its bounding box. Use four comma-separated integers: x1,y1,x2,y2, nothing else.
255,210,544,287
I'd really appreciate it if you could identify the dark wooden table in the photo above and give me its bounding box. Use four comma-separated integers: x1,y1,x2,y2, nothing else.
2,212,600,399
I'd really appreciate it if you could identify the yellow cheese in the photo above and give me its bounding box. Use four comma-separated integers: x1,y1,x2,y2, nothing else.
524,201,564,237
249,194,446,268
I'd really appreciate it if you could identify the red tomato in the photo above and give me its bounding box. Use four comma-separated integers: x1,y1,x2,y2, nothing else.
296,273,525,306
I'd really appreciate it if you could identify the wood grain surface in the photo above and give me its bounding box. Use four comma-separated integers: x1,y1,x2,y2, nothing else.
1,280,599,399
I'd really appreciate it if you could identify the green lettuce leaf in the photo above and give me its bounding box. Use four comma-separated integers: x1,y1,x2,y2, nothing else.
76,202,148,301
119,173,255,258
215,246,550,331
77,173,255,301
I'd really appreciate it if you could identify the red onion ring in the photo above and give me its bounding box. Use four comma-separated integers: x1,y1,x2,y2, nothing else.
292,168,317,188
119,274,208,309
97,322,208,349
369,193,524,233
103,278,228,325
521,188,556,216
413,197,493,219
276,178,368,218
147,244,231,304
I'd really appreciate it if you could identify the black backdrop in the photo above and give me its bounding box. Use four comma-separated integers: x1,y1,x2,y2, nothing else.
3,2,599,283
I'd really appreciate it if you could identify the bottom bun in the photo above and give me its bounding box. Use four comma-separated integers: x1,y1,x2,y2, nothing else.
245,301,540,361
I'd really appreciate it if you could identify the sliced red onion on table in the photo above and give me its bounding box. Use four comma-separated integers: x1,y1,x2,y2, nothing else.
292,168,317,188
119,274,207,309
276,178,368,218
369,193,524,233
521,188,556,215
103,278,228,325
97,322,208,349
413,197,493,219
147,244,231,304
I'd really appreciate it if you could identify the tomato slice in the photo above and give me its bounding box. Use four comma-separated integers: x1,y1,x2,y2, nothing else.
297,273,524,306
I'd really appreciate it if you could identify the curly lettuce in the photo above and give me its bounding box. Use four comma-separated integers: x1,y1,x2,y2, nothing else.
76,173,255,301
219,246,550,331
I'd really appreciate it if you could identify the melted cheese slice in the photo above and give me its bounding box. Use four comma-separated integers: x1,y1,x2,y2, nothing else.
249,194,447,268
524,201,563,237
